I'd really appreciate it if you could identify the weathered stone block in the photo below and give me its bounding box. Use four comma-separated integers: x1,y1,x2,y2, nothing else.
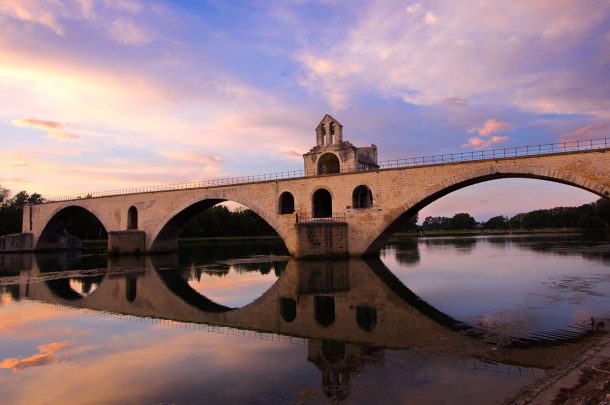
0,233,33,252
108,230,145,255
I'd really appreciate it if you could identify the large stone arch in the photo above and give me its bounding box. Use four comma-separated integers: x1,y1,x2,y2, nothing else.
363,164,610,255
36,204,111,251
148,195,289,253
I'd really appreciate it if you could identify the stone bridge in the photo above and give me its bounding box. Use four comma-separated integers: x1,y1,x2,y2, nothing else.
4,254,597,369
19,146,610,257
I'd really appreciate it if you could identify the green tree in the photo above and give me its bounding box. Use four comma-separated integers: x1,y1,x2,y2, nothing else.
483,215,508,230
449,213,477,230
0,188,45,236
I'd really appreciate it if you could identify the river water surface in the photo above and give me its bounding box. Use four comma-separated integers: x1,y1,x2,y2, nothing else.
0,234,608,404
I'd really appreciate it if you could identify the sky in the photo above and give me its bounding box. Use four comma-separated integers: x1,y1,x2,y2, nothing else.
1,0,609,221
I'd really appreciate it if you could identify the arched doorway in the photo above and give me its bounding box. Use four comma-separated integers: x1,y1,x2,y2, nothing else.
318,153,340,175
127,206,138,229
352,185,373,209
278,192,295,214
313,189,332,218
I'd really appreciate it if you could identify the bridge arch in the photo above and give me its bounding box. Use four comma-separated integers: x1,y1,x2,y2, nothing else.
36,205,109,251
149,196,288,253
363,165,610,255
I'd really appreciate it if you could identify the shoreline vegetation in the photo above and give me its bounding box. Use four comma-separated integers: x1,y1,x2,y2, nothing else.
77,227,608,248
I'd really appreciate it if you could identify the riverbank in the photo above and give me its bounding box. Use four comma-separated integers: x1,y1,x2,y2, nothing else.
508,333,610,404
394,228,607,238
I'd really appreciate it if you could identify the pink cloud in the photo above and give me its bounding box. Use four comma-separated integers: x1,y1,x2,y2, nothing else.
282,150,302,158
11,117,64,131
45,133,81,141
468,119,512,137
0,342,70,372
559,121,610,142
11,118,81,142
461,135,509,149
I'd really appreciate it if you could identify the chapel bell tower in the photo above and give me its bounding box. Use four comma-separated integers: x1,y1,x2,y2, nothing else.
303,114,378,176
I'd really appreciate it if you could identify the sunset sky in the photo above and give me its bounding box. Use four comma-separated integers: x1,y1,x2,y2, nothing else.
1,0,609,220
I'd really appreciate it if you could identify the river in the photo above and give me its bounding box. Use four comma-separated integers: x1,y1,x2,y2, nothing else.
0,233,608,404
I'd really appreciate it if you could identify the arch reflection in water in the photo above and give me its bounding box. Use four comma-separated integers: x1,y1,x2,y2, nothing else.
9,252,601,374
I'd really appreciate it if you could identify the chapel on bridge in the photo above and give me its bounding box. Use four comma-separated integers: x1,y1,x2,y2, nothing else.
303,114,379,176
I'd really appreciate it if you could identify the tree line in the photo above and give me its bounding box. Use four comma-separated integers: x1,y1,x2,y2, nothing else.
420,198,610,231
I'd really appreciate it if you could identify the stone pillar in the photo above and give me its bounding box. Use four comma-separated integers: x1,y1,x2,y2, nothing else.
294,222,348,258
108,230,145,255
0,233,33,252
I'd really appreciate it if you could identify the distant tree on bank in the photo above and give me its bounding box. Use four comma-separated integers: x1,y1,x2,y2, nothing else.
181,205,277,237
0,188,45,236
507,201,608,230
483,215,509,230
422,213,477,231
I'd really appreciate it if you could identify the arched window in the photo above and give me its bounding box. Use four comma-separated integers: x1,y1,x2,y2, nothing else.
278,192,295,214
280,298,297,323
317,153,340,175
356,306,377,332
127,206,138,229
315,295,335,327
352,185,373,209
312,189,332,218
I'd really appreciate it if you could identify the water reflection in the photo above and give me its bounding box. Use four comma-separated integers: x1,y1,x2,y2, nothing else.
1,252,603,366
0,235,608,403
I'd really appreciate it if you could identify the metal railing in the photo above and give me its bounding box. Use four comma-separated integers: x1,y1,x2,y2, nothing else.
377,137,609,169
295,212,346,223
46,137,609,203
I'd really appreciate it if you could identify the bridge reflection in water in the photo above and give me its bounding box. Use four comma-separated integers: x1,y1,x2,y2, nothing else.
1,252,601,400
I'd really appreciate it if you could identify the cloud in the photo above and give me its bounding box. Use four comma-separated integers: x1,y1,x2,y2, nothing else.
156,150,223,168
468,119,513,137
0,0,65,35
282,150,302,158
11,117,64,131
461,135,509,149
406,4,421,14
424,12,437,25
559,121,610,142
0,342,70,371
45,132,81,141
106,16,151,45
295,0,610,116
11,117,81,142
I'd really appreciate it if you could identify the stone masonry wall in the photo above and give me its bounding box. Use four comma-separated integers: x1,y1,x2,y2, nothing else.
295,222,348,258
108,230,145,254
